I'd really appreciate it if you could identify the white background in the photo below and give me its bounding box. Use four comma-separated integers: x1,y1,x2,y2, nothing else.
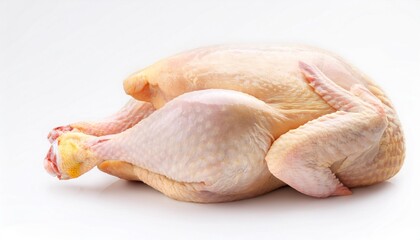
1,0,419,239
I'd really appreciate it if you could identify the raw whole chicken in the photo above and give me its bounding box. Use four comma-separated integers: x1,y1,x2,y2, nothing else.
44,44,405,203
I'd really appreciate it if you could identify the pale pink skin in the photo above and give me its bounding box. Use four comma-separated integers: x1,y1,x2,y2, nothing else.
44,100,154,179
44,44,404,201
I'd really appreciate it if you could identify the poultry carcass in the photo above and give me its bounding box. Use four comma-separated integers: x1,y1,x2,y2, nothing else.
44,44,405,203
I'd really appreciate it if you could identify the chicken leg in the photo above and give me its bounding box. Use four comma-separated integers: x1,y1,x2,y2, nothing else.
45,99,155,180
46,89,290,202
47,99,155,143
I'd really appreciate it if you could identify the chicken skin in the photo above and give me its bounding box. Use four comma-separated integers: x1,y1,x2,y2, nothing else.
44,44,405,203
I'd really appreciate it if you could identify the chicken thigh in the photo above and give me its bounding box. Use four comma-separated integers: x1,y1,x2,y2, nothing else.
44,44,405,203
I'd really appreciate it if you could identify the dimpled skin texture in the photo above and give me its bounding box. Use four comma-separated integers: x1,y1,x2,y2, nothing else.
45,44,405,203
93,90,285,196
